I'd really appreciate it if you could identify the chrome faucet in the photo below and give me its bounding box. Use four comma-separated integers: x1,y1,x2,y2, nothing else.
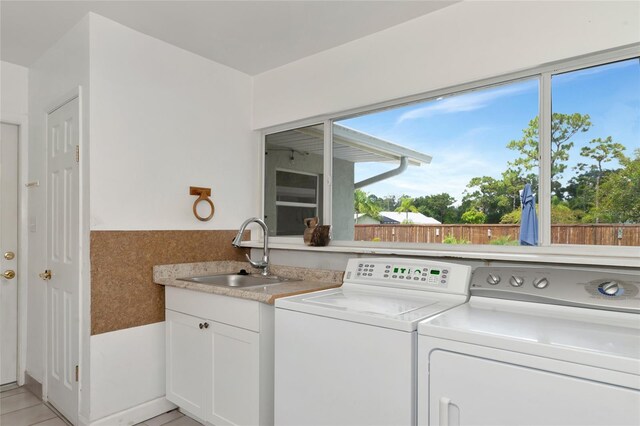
232,217,270,276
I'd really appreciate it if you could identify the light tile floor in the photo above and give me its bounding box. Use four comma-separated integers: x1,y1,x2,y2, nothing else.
0,385,66,426
135,409,203,426
0,385,201,426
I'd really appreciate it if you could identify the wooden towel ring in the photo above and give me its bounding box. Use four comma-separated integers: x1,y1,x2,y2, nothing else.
190,186,215,221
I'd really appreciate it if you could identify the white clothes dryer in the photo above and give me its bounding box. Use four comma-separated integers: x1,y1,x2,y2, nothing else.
417,265,640,426
275,257,472,426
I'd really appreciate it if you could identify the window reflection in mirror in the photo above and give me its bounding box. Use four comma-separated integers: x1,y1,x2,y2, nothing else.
264,125,324,236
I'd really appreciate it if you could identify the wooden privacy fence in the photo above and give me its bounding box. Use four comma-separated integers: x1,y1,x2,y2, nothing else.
354,223,640,246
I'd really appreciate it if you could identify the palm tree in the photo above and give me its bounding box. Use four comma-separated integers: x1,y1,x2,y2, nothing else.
395,196,418,223
354,189,380,223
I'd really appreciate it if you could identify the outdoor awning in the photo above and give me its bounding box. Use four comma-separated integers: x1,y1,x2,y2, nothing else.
265,123,432,166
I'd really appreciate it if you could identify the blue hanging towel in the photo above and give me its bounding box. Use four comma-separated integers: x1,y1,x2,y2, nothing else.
519,183,538,246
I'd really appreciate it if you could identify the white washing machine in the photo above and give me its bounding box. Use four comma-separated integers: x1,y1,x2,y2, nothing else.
417,265,640,426
275,257,471,426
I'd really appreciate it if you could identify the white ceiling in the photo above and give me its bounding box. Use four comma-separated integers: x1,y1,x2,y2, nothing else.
0,1,456,75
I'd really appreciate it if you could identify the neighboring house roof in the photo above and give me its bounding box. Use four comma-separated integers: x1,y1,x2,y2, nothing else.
266,123,432,166
354,213,381,224
355,212,441,224
380,211,441,224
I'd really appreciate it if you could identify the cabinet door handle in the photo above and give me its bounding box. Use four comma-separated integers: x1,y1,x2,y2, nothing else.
199,323,204,329
203,322,209,329
439,397,459,426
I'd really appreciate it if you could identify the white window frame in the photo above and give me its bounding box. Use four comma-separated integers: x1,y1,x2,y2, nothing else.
253,45,640,267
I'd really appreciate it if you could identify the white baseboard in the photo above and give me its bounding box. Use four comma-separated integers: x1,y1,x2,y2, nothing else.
24,373,42,399
89,397,176,426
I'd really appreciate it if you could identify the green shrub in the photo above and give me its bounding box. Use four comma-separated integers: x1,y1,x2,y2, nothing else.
500,210,521,224
489,235,519,245
461,209,487,224
442,234,470,244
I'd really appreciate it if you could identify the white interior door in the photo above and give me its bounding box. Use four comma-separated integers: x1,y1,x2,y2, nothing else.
46,98,80,424
0,122,19,386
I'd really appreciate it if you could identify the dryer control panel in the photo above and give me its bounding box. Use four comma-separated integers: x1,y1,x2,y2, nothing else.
344,257,471,296
470,266,640,314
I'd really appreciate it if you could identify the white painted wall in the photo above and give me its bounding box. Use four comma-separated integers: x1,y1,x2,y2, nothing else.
253,1,640,129
86,14,256,423
27,11,256,424
89,15,257,232
1,61,28,116
89,323,169,422
27,15,91,402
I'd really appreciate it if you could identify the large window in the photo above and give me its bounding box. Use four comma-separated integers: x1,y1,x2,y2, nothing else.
332,78,539,245
550,58,640,246
263,51,640,253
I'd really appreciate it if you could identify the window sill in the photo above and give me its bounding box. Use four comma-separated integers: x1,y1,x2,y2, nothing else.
239,239,640,268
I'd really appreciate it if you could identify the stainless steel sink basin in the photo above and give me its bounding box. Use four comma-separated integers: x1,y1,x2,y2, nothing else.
178,273,297,288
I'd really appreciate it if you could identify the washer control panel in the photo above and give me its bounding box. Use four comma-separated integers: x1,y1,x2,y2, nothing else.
471,266,640,313
344,258,471,296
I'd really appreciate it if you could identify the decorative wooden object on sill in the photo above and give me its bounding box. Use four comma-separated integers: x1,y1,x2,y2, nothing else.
190,186,215,221
303,217,331,246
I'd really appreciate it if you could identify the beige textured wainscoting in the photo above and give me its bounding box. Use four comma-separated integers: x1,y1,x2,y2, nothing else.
90,230,247,335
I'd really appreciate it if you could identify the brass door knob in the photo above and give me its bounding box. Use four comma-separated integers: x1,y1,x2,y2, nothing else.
2,270,16,280
4,251,15,260
39,270,52,281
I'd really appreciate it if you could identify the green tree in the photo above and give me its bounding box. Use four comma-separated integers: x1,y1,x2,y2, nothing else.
414,193,457,223
551,203,580,224
353,189,380,223
576,136,627,221
507,113,591,198
500,168,530,211
597,149,640,223
395,196,418,223
500,204,583,224
564,169,599,213
354,189,380,222
367,193,384,210
461,208,486,224
462,175,513,223
380,195,398,211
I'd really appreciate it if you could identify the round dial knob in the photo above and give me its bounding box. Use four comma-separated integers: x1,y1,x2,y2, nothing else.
509,276,524,287
533,277,549,289
486,274,501,285
599,281,620,296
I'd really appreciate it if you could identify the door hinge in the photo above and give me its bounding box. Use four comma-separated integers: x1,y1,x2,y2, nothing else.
75,365,79,382
75,145,79,163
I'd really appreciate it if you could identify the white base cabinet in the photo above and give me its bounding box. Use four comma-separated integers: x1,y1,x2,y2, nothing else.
165,286,274,426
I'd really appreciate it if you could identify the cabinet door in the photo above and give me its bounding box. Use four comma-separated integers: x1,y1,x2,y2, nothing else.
166,309,210,419
207,322,260,426
429,350,640,426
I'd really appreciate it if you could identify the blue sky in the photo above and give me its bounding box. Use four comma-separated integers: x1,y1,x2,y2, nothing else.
338,58,640,205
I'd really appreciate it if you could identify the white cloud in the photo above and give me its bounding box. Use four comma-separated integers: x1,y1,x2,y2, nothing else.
553,58,638,86
397,81,536,123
